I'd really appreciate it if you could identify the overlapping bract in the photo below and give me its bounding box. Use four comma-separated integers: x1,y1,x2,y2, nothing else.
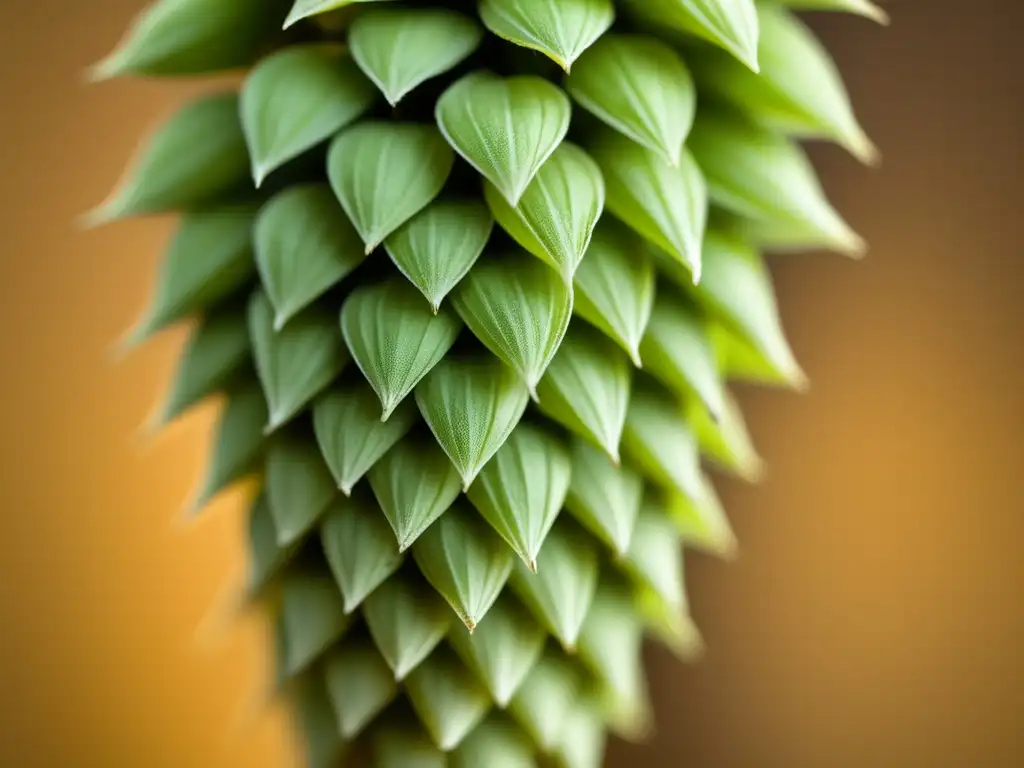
90,0,880,765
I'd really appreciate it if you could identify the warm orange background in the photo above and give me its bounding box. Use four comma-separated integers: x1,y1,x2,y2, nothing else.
2,2,1021,766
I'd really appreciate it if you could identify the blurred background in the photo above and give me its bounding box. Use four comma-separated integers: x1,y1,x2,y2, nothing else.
1,1,1021,766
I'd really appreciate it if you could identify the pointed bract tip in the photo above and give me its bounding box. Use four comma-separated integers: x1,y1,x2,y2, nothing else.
743,456,768,485
462,617,476,633
720,537,740,562
252,165,269,189
136,406,166,443
275,528,297,547
429,300,441,315
527,381,540,404
109,319,151,362
790,366,811,394
177,486,211,526
264,411,287,435
526,557,538,573
281,10,306,30
862,1,891,25
84,54,121,84
339,482,353,496
365,242,377,256
628,346,643,369
78,201,119,230
690,259,702,286
847,128,882,168
272,313,288,332
706,402,723,426
503,186,525,209
838,230,868,260
738,42,761,74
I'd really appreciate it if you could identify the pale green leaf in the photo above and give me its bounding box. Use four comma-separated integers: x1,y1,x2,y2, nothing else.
622,505,686,611
415,355,531,489
563,437,642,556
373,725,446,768
249,290,349,430
508,653,579,752
778,0,889,27
660,226,806,388
665,474,738,559
484,142,604,283
589,129,707,283
553,698,606,768
448,597,546,707
284,0,397,29
241,43,375,185
452,251,573,397
577,580,652,740
341,279,462,420
535,323,631,462
265,430,338,545
690,3,877,163
687,109,864,256
620,0,760,72
639,289,725,422
125,205,256,345
156,301,250,424
566,34,696,166
571,220,655,367
621,382,702,501
327,121,454,253
349,8,484,105
436,72,572,206
383,200,494,312
89,0,289,79
312,381,417,495
323,640,397,738
279,571,350,675
244,492,296,597
686,387,764,483
85,92,249,224
368,437,462,552
509,525,598,651
255,183,366,328
406,649,491,751
321,494,403,613
466,423,571,569
362,573,452,681
451,715,537,768
479,0,614,72
412,503,515,630
190,382,267,512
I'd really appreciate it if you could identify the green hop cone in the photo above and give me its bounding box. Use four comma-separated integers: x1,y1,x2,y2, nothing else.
88,0,883,764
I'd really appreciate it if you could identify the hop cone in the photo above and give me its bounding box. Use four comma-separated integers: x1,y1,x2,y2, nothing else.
88,0,883,764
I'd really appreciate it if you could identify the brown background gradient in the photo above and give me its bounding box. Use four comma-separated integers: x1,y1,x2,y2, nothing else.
1,1,1021,766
